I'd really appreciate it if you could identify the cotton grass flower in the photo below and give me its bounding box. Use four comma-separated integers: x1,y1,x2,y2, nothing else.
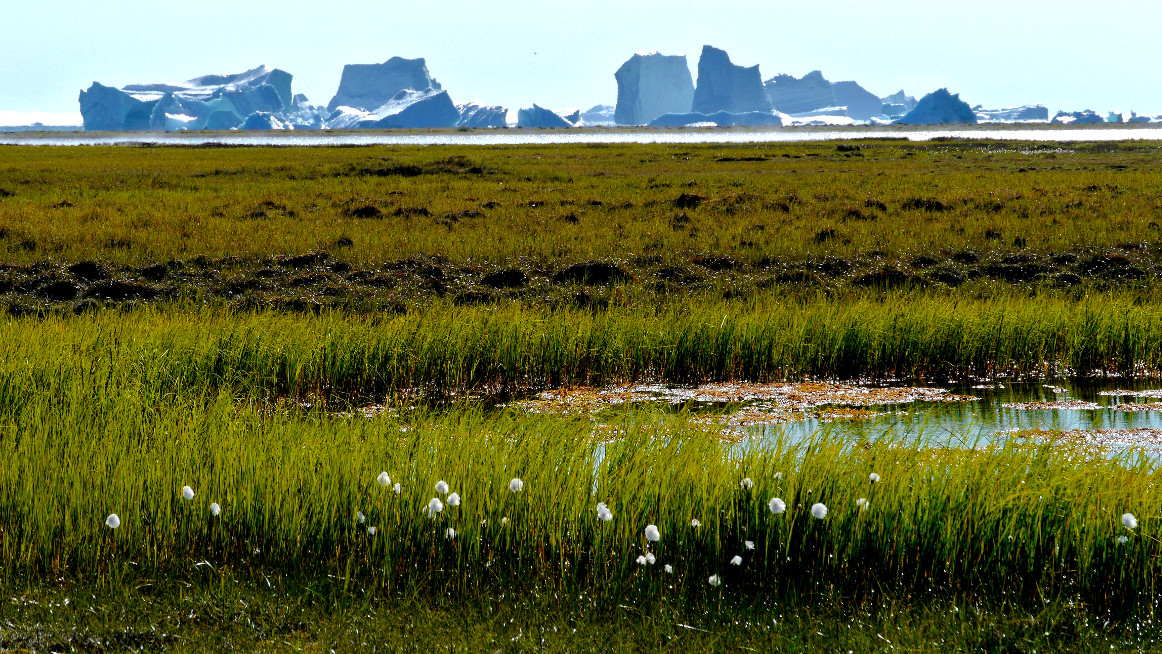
645,552,656,564
740,477,754,490
436,480,449,494
644,524,660,542
445,527,456,540
105,514,120,529
773,472,782,479
636,555,648,565
425,497,444,518
509,478,524,492
768,498,786,515
708,574,722,587
377,472,391,486
182,486,194,501
664,564,673,574
856,498,869,511
1117,535,1129,544
730,555,743,566
869,472,881,483
745,540,755,550
356,510,366,524
1123,513,1138,530
209,503,221,517
367,526,377,535
448,492,461,507
690,519,701,528
811,503,828,519
596,503,613,521
393,483,401,494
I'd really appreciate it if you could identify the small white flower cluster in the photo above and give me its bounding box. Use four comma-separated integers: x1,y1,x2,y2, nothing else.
740,477,754,490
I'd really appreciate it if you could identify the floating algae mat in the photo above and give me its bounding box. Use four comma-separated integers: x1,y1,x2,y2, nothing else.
517,380,1162,453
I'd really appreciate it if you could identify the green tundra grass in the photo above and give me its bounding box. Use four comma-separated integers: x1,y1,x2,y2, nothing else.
2,139,1162,651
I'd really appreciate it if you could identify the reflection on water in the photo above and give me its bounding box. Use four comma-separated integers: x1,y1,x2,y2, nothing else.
5,126,1162,147
753,380,1162,451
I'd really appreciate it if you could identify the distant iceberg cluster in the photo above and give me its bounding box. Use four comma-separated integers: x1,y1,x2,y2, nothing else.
76,47,1161,132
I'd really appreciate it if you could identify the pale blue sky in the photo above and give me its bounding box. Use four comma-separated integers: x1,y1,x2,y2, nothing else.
2,0,1160,124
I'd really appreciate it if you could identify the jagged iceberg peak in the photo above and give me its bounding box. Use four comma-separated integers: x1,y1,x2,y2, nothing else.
456,102,508,128
1051,109,1105,125
831,81,883,122
895,88,977,125
325,88,460,130
78,65,294,131
327,57,442,113
692,46,770,115
614,52,694,125
765,70,835,115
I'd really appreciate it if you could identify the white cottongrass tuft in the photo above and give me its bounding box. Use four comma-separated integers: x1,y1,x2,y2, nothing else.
645,552,656,564
425,497,444,518
745,540,755,550
596,502,613,521
445,527,456,540
856,498,869,511
869,472,881,483
691,519,701,528
393,483,401,494
509,478,524,492
664,564,674,574
1117,535,1129,544
636,555,649,565
377,471,391,486
367,526,377,535
811,503,828,519
209,503,221,517
436,480,449,494
105,514,120,529
773,472,783,479
740,477,754,490
730,555,743,566
500,517,509,525
644,524,661,542
447,492,461,507
708,574,722,587
356,510,366,523
182,486,194,501
769,498,786,515
1123,513,1138,530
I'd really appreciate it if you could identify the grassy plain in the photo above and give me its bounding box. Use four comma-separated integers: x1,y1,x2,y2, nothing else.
3,139,1162,650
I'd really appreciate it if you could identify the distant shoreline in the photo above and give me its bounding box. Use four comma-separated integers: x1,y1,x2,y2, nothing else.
4,122,1162,146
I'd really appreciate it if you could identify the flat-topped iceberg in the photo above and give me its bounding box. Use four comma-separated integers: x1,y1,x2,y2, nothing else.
975,105,1049,123
614,52,695,125
326,57,441,113
692,46,770,114
765,71,835,115
1052,110,1105,124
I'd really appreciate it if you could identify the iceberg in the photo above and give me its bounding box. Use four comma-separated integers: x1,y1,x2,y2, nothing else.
78,65,294,131
325,88,459,129
648,111,782,128
974,105,1049,123
614,52,695,125
517,104,575,128
831,81,883,122
456,102,508,128
895,89,977,125
238,112,291,130
578,105,616,126
880,90,917,118
326,57,441,113
1051,110,1105,124
691,46,770,114
765,71,835,115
